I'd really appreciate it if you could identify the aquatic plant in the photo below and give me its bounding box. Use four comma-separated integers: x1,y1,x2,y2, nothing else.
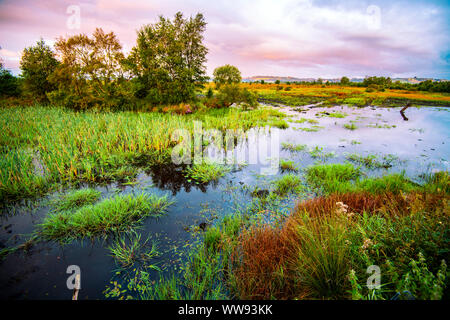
0,106,285,202
39,193,174,242
280,159,298,172
108,231,160,270
51,188,101,212
184,161,230,184
272,174,303,196
344,123,358,130
281,142,307,152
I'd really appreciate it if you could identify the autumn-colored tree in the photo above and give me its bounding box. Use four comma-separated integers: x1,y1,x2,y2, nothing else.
20,39,59,101
213,64,242,88
125,12,208,105
48,28,128,110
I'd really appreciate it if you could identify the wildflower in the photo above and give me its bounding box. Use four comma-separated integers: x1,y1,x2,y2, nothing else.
362,238,374,250
335,201,349,215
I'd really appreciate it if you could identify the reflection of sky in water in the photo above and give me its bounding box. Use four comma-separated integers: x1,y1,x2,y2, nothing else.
0,105,449,300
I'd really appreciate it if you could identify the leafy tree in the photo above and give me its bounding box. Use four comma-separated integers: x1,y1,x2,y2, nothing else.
126,12,208,105
213,64,241,88
0,60,20,97
20,39,59,101
48,28,128,110
340,76,350,85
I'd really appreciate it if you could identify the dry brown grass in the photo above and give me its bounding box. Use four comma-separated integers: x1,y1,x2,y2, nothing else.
229,191,449,300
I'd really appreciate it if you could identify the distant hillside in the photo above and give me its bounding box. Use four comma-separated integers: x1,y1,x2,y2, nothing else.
242,75,448,84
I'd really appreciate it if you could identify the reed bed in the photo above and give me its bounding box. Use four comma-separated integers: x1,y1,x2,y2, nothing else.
0,105,285,202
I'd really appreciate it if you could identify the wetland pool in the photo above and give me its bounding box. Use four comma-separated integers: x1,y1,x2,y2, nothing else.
0,104,449,299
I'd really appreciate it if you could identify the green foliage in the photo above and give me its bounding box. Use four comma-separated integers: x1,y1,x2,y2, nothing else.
48,28,129,110
281,142,307,152
184,161,230,184
215,83,258,109
126,12,208,105
305,163,361,194
280,159,298,172
273,174,303,196
0,63,20,97
344,123,358,130
51,188,101,212
340,76,350,85
394,253,447,300
108,231,160,270
0,106,281,202
213,64,242,88
20,39,59,102
39,193,174,242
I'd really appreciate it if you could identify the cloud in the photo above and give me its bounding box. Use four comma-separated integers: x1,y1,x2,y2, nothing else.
0,0,448,78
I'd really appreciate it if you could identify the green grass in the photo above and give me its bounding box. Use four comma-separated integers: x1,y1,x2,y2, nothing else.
293,125,324,132
344,123,358,130
305,163,361,194
308,146,336,160
280,159,298,172
108,231,160,270
39,192,174,243
305,163,419,195
273,174,303,196
270,119,289,129
289,118,319,124
51,188,101,212
184,161,230,184
367,123,397,129
316,111,348,118
281,142,307,152
0,105,285,202
346,153,401,169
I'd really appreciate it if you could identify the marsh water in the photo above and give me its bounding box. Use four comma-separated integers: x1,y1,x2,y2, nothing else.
0,104,449,299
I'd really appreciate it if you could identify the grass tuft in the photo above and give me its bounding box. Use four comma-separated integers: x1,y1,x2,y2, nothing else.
39,193,174,242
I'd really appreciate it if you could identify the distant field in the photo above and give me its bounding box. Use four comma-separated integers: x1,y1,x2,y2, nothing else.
205,83,450,107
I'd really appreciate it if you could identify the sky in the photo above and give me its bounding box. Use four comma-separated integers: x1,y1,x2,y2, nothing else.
1,0,449,79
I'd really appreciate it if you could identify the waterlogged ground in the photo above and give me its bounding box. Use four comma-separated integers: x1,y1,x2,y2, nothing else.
0,104,449,299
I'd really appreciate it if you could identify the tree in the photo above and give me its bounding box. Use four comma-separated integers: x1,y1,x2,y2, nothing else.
0,60,20,97
48,28,128,110
213,65,241,88
340,76,350,85
126,12,208,105
20,39,59,101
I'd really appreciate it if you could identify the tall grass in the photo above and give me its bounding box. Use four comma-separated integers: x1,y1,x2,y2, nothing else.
50,188,101,212
39,192,174,242
0,105,285,202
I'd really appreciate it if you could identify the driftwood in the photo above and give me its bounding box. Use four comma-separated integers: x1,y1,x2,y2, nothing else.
400,102,411,121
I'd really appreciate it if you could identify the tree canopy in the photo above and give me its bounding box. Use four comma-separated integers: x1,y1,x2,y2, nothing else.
213,64,242,88
126,12,208,105
20,39,59,101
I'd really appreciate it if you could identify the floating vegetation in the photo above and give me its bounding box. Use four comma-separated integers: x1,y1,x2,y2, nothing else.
293,125,325,132
344,123,358,130
316,111,348,118
346,153,402,169
367,123,397,129
289,118,319,124
108,231,160,270
184,161,230,184
280,159,298,172
50,188,101,212
308,146,336,160
272,174,303,196
281,142,307,152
